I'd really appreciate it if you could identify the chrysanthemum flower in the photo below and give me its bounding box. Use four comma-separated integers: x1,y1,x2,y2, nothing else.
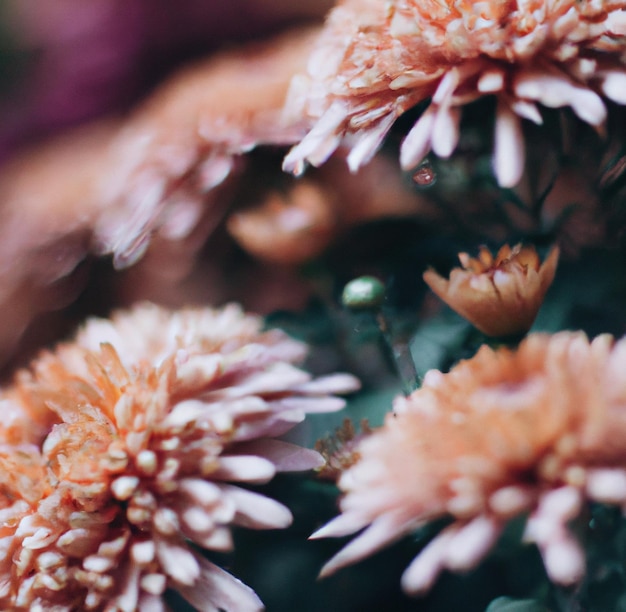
0,303,359,610
423,244,559,336
283,0,626,186
95,26,319,268
313,331,626,593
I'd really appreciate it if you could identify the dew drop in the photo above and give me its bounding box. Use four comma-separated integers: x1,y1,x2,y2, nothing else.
412,161,437,187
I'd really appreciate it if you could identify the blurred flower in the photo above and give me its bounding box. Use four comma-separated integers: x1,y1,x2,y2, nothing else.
423,244,559,336
0,121,116,365
0,24,433,360
95,26,319,268
0,302,359,610
227,180,337,265
283,0,626,186
313,332,626,593
0,29,318,362
227,154,432,264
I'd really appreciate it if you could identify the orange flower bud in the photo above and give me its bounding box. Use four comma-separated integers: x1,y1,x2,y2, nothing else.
423,244,559,336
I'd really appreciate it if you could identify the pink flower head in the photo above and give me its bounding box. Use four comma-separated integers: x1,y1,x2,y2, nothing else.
314,332,626,594
283,0,626,186
0,303,359,610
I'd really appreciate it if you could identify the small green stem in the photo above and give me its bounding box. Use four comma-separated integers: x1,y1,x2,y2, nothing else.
342,276,420,395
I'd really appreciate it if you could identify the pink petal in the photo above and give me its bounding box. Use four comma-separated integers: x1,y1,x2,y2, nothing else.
282,101,348,173
431,105,461,159
432,68,461,105
510,99,543,124
230,413,305,441
586,468,626,504
347,113,397,172
514,72,606,125
538,486,582,522
291,373,361,395
178,478,227,507
220,484,293,529
541,532,585,585
310,512,369,539
159,196,204,241
493,100,525,188
400,105,436,170
196,155,234,191
606,10,626,35
318,512,413,577
601,70,626,105
213,456,276,484
113,562,140,612
212,363,310,398
177,555,264,612
489,485,535,517
163,400,211,429
444,516,501,570
401,526,458,595
138,593,167,612
477,69,505,93
231,439,326,472
175,354,222,388
269,396,347,413
192,526,233,552
155,540,200,586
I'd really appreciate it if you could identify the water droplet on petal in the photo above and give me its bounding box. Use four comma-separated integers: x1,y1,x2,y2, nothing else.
412,161,437,187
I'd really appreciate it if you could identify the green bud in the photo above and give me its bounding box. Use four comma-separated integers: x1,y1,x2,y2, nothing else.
342,276,385,310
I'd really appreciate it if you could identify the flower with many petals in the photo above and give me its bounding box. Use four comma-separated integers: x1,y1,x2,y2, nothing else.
284,0,626,186
0,303,359,610
96,27,319,268
314,332,626,593
423,244,559,336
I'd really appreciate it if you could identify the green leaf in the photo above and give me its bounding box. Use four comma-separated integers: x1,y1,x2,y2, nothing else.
485,596,550,612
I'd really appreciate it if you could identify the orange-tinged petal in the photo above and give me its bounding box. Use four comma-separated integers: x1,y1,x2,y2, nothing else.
424,244,559,336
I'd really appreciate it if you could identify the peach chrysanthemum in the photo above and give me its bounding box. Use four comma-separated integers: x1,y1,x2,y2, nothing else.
95,27,319,268
423,243,559,336
0,303,359,610
314,331,626,593
283,0,626,186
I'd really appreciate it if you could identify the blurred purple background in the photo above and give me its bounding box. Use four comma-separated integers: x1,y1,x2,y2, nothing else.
0,0,331,160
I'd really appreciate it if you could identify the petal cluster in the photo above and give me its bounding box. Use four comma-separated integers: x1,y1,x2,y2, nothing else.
0,303,359,610
423,244,559,336
314,332,626,593
284,0,626,186
94,27,319,268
